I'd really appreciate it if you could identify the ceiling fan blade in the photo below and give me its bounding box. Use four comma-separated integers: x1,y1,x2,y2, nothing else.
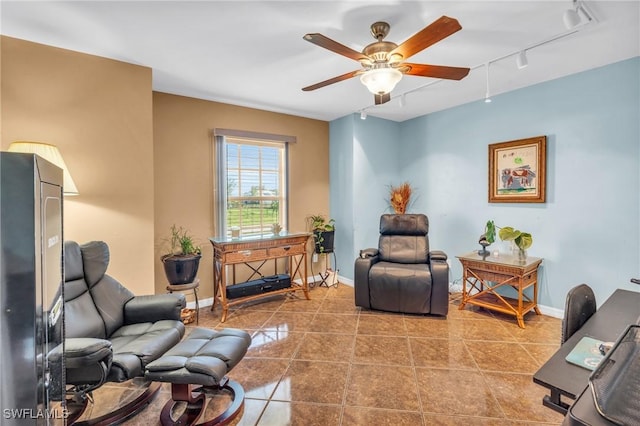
302,70,362,91
403,63,470,80
303,33,369,62
374,93,391,105
390,16,462,60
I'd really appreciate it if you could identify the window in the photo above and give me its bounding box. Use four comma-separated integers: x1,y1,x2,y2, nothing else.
215,129,292,238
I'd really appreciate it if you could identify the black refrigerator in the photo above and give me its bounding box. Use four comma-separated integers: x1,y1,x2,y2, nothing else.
0,152,65,425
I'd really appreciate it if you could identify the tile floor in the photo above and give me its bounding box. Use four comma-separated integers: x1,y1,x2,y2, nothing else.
89,284,567,425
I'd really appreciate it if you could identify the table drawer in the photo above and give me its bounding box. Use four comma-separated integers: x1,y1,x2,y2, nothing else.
268,245,304,258
224,249,268,263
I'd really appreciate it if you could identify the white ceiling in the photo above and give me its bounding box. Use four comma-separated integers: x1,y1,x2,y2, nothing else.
1,1,638,122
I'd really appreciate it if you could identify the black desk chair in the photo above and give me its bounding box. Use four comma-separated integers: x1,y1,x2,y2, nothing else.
562,284,597,344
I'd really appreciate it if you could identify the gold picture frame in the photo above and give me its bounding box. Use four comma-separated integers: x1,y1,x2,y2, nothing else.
488,136,546,203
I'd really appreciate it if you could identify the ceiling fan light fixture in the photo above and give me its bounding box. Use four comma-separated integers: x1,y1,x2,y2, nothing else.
360,67,403,95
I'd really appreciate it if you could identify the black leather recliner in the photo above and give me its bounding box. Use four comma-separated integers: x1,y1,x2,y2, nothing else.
354,214,449,316
61,240,186,422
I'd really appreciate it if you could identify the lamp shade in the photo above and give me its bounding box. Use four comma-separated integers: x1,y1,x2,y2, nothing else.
8,141,79,195
360,67,402,95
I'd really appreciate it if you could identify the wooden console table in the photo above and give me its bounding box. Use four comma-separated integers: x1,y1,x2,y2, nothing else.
210,232,311,322
457,251,543,328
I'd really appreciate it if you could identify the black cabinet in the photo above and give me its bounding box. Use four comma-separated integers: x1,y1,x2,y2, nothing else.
1,153,65,425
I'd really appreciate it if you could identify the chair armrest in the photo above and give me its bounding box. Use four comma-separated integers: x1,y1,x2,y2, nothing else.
429,250,448,262
123,293,186,324
354,253,379,309
428,250,450,316
359,248,379,258
48,338,112,368
57,338,113,389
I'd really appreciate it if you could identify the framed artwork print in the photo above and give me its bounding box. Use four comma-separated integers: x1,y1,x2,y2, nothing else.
488,135,546,203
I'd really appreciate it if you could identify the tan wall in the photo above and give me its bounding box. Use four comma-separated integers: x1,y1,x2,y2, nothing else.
153,92,330,299
1,36,155,294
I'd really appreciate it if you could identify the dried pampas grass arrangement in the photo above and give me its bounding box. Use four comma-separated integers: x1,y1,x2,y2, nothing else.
389,182,412,214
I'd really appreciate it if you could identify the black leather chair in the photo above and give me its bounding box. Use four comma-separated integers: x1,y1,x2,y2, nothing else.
62,240,186,423
354,214,449,316
561,283,597,344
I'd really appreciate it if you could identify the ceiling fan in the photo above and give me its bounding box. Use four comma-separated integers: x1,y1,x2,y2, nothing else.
302,16,470,105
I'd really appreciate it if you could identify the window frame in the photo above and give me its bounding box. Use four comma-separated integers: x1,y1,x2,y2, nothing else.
214,129,293,239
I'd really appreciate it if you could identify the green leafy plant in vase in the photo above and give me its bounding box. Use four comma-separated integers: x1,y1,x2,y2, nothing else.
483,220,533,261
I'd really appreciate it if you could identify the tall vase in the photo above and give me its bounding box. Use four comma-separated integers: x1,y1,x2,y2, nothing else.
517,248,527,262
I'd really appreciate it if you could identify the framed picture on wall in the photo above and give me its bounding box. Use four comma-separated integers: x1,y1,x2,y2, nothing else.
488,135,546,203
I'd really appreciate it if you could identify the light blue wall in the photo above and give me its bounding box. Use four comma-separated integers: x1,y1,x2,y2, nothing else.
329,114,401,278
331,57,640,309
329,115,355,278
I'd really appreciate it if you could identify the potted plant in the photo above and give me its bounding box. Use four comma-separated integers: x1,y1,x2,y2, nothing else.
308,215,335,254
161,225,202,285
483,220,533,260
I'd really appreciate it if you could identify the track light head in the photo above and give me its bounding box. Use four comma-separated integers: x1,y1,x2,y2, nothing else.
516,50,528,69
360,110,367,120
563,8,581,29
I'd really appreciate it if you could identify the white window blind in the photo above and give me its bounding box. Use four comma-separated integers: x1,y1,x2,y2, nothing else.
214,129,291,238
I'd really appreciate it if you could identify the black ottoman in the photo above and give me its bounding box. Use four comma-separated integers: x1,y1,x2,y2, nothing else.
145,327,251,426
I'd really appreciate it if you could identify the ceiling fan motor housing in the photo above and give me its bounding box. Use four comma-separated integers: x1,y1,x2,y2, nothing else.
363,41,399,63
370,21,390,40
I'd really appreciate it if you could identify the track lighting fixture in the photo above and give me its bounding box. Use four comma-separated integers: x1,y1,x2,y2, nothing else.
516,50,528,69
484,63,492,103
563,0,596,29
563,0,581,29
360,110,367,120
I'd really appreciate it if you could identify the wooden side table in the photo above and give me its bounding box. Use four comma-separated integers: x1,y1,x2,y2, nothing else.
456,252,543,328
209,232,311,322
167,278,200,325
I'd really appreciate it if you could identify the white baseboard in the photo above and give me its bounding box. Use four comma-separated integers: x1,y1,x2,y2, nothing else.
337,275,353,286
537,304,563,319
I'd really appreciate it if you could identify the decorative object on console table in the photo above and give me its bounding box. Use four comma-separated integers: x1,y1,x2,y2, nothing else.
482,220,533,262
488,135,546,203
161,224,202,285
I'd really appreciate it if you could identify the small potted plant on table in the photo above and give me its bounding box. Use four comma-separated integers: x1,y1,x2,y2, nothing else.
161,225,202,285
